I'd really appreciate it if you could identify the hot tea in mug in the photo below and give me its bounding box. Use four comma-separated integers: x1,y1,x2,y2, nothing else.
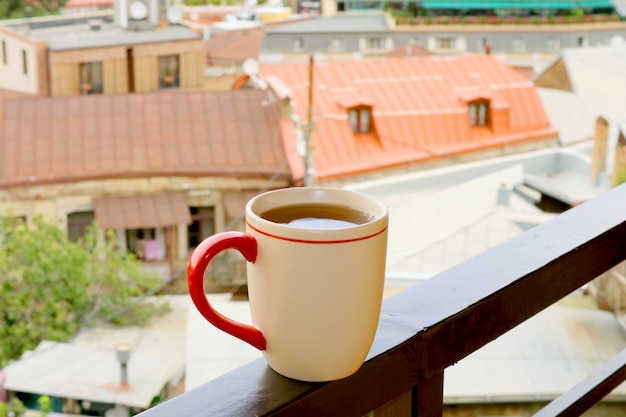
187,187,388,382
259,203,376,229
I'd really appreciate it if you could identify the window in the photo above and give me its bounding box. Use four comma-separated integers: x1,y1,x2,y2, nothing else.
158,55,180,89
293,38,304,51
68,211,95,242
188,207,215,249
468,100,490,127
329,38,343,51
348,107,372,133
126,228,162,260
546,37,560,51
365,37,385,50
79,62,103,95
512,37,526,52
577,36,588,47
21,49,27,75
435,37,456,50
2,40,6,64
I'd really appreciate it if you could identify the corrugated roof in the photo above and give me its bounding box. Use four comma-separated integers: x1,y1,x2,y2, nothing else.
265,14,393,34
260,55,557,182
0,89,290,188
93,192,192,230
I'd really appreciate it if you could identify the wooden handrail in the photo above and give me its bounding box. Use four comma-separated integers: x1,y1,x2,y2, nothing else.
138,183,626,417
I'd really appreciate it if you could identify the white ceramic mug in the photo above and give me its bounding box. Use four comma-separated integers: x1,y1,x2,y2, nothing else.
187,187,388,382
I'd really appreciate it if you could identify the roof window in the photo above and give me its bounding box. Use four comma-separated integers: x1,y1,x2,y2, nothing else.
468,100,490,127
348,106,372,133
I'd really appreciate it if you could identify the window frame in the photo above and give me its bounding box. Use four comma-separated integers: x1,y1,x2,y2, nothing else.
468,100,490,127
158,55,180,89
293,37,304,52
435,37,456,51
21,49,27,75
348,106,373,133
2,40,7,65
79,61,104,95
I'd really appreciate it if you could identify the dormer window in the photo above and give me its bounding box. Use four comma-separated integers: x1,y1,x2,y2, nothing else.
468,100,490,127
348,107,372,133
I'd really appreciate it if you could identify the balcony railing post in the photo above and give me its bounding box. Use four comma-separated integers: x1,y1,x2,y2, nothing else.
414,371,444,417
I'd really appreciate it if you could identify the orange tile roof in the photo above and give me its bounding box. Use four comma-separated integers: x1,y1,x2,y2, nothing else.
259,55,557,183
0,89,290,188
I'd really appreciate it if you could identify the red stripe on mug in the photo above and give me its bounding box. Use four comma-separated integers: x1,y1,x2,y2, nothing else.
246,222,387,244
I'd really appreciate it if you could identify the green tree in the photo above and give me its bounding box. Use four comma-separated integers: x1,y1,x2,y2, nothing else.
37,395,52,416
0,0,69,19
6,398,26,417
0,216,168,367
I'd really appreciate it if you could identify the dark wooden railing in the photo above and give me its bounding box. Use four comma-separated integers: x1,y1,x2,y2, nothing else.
137,183,626,417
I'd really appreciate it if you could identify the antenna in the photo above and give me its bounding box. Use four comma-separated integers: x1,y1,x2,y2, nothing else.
242,58,260,77
129,0,148,20
166,5,182,24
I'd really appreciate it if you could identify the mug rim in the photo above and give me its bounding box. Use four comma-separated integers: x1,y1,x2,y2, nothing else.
245,187,388,242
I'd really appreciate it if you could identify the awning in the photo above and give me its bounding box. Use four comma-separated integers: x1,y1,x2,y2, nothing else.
94,192,192,230
421,0,613,8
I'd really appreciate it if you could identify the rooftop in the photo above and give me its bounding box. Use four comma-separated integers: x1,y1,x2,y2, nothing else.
0,89,290,188
260,54,557,182
25,21,200,51
265,14,394,34
3,295,188,409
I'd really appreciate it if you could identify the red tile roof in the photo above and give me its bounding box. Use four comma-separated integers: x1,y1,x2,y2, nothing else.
260,55,557,183
0,89,290,188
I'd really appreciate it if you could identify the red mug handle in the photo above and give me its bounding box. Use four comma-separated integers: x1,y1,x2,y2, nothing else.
187,231,267,350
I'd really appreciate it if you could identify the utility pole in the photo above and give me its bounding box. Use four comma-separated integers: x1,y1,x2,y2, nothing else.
304,55,315,187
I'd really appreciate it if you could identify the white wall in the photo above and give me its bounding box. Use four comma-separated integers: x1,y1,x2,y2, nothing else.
0,26,39,94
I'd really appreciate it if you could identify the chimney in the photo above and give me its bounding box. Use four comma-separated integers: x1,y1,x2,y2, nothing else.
405,39,415,57
591,116,609,185
497,183,512,207
115,342,132,388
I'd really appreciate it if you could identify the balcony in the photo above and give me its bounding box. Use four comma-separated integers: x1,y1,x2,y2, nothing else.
137,183,626,417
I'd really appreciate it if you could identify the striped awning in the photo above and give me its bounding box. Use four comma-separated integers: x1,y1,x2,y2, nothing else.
94,192,192,230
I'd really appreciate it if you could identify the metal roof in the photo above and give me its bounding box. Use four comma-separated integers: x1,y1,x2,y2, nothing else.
93,192,192,230
266,14,393,34
4,295,188,409
0,89,290,188
261,55,557,183
25,22,200,51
